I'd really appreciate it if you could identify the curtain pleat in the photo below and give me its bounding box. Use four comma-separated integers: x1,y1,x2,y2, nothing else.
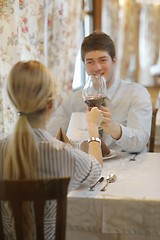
0,0,83,137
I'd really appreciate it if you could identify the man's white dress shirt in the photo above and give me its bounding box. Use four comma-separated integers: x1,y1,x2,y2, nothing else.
47,79,152,153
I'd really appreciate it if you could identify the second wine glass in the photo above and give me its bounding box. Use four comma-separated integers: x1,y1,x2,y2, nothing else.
82,75,106,107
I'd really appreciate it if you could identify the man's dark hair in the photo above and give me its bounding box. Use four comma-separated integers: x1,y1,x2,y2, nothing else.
81,31,116,62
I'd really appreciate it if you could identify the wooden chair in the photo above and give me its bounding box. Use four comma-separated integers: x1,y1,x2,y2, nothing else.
146,86,159,152
146,86,159,109
0,177,70,240
148,108,158,152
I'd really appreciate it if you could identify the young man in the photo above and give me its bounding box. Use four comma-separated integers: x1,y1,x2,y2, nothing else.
47,31,152,153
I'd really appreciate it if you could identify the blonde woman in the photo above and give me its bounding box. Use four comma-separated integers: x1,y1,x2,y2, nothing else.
0,60,103,239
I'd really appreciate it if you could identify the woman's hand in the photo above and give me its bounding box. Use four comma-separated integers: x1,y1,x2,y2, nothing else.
86,107,103,128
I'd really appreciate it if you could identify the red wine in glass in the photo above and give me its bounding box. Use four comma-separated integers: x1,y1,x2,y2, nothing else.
82,75,106,107
84,95,106,107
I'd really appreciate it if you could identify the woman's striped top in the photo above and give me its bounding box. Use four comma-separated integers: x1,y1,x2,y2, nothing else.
0,128,102,239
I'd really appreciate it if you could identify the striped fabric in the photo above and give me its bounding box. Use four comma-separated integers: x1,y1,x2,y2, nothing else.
0,128,102,239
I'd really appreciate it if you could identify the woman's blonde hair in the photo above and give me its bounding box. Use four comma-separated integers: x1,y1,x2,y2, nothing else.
3,60,57,238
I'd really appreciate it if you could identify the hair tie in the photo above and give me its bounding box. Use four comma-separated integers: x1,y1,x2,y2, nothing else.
17,112,25,116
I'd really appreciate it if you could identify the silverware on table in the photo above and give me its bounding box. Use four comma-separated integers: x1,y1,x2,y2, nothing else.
100,173,117,191
129,153,138,161
89,176,104,191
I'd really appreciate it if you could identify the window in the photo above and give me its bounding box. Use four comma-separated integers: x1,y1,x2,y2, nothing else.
72,0,94,90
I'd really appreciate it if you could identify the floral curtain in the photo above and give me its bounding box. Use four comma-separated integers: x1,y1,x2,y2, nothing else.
47,0,82,100
139,4,160,85
101,0,119,46
102,0,160,85
0,0,82,138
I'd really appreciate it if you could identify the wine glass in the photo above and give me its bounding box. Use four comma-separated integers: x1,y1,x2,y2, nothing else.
82,75,107,107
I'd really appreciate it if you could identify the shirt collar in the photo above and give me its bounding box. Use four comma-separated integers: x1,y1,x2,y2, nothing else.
104,78,120,100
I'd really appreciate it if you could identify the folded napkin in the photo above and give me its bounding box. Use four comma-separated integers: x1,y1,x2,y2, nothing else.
56,127,73,146
66,112,89,142
80,139,110,157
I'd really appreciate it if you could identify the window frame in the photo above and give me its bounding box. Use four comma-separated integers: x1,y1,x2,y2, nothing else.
73,0,102,90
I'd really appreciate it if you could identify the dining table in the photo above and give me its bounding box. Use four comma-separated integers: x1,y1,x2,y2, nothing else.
66,151,160,240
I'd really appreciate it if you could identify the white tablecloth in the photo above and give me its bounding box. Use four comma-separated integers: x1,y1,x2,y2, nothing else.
66,152,160,240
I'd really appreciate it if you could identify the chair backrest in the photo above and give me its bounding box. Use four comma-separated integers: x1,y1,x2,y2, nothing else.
0,177,70,240
146,86,159,109
148,108,158,152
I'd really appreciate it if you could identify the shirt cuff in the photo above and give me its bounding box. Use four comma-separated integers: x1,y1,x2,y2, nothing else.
113,124,128,144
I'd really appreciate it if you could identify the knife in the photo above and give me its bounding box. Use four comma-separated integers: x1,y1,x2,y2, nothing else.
89,176,104,191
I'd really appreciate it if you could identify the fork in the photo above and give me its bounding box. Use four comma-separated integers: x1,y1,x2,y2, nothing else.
100,173,117,191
